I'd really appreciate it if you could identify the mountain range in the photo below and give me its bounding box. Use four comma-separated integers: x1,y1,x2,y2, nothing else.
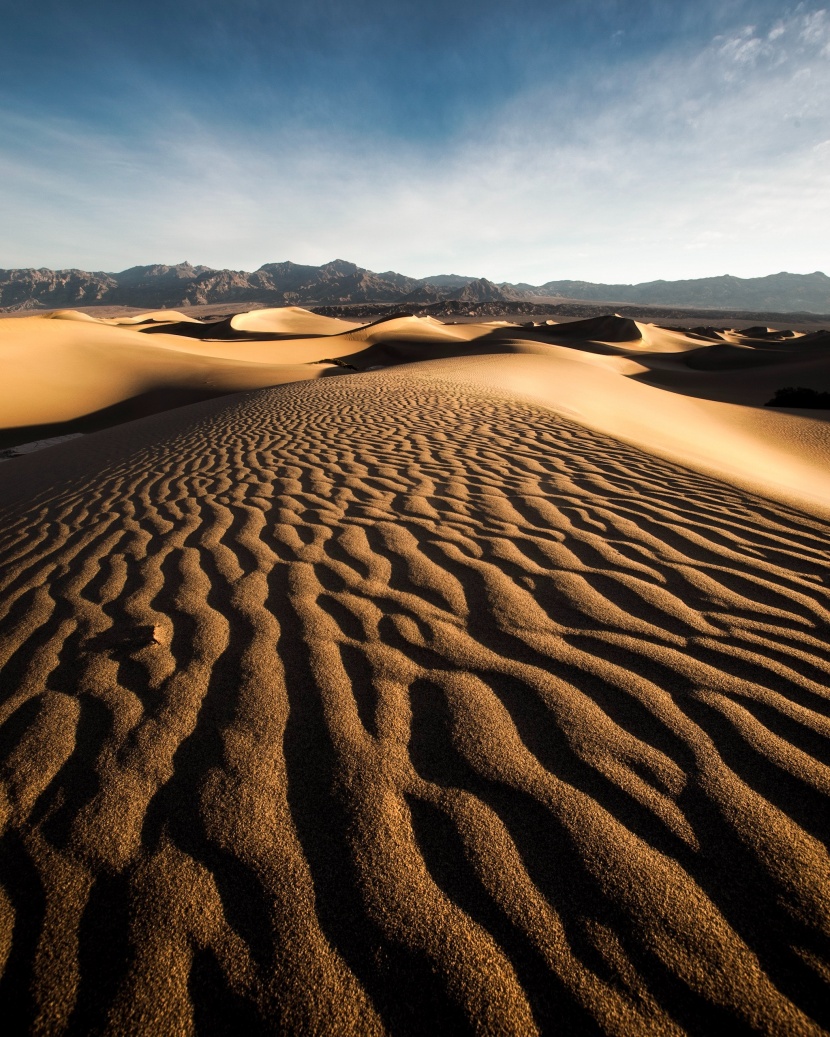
1,260,828,313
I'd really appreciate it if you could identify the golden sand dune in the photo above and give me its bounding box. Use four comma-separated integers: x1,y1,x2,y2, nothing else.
51,309,203,326
412,353,830,517
228,306,360,337
0,315,334,445
0,309,829,1034
47,309,104,323
109,311,204,326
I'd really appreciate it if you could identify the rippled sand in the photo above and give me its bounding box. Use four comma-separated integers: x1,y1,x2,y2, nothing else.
1,363,828,1035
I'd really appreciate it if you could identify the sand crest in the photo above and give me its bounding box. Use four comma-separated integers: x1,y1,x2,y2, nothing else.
0,310,829,1034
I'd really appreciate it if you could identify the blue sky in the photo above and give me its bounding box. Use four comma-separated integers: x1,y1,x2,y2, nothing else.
1,1,828,282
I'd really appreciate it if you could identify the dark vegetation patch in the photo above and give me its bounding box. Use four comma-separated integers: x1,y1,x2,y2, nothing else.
765,387,830,408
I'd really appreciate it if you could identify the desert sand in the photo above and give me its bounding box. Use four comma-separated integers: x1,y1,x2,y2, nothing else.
0,307,829,1035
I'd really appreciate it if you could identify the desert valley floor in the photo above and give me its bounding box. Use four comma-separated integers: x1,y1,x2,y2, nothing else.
0,307,829,1035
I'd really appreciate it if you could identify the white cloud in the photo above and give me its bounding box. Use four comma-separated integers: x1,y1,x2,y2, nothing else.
799,7,830,46
717,26,766,65
1,7,828,283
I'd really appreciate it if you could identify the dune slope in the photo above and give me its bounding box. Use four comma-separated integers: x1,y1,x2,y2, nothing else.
0,315,334,447
0,370,828,1035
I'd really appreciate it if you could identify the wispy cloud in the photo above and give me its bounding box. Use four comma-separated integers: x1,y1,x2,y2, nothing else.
1,6,828,282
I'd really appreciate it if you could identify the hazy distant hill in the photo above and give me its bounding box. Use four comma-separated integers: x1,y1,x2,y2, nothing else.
419,273,480,287
532,272,830,312
1,261,828,312
402,277,525,305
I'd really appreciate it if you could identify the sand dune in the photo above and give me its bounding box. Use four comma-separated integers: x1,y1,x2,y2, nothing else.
411,352,830,518
228,306,360,336
48,309,105,323
109,311,203,326
0,308,829,1034
0,314,335,446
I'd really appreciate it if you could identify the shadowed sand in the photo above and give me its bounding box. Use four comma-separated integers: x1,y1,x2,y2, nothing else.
0,310,829,1034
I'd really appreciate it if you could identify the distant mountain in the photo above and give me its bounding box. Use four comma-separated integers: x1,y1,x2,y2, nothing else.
532,272,830,313
0,262,828,313
420,274,480,287
0,260,424,310
455,278,526,303
402,277,523,305
0,267,118,309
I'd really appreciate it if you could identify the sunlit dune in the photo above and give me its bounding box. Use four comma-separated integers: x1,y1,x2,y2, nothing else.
228,305,360,336
416,350,830,517
109,310,203,325
0,313,335,438
3,308,827,514
0,305,829,1034
47,308,103,323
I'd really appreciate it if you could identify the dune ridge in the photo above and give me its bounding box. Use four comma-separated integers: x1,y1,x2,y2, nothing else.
0,366,829,1035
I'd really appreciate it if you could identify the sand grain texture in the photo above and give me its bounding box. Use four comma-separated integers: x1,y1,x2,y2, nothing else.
0,362,829,1035
2,307,830,1034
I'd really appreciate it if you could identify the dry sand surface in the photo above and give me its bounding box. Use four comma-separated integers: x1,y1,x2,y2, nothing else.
0,308,829,1035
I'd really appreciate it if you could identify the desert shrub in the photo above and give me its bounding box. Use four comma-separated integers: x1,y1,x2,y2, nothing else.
764,386,830,408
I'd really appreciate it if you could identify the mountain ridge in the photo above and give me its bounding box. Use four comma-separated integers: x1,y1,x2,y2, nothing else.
1,261,828,313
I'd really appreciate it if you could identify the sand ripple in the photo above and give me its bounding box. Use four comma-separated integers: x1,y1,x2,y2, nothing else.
0,372,828,1035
